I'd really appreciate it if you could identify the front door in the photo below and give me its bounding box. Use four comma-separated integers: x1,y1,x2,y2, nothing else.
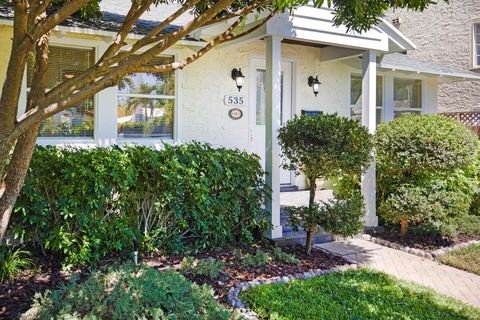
249,58,293,185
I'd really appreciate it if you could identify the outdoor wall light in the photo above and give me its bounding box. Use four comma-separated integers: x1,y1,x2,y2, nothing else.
308,75,321,97
231,68,245,92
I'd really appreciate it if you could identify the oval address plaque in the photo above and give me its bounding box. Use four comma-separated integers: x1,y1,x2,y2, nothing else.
228,108,243,120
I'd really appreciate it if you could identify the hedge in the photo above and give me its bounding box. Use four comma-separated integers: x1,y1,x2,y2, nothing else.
13,143,268,269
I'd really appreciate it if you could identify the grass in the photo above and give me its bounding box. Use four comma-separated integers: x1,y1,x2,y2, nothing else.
240,268,480,320
437,244,480,275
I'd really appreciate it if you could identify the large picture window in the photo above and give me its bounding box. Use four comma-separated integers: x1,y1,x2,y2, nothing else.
474,23,480,68
350,74,383,124
117,55,175,139
393,78,422,118
27,46,95,137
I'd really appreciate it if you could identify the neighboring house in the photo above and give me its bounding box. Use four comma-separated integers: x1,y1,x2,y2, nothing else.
386,0,480,113
0,1,479,239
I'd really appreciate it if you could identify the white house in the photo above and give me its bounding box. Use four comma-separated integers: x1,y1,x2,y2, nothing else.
1,2,479,239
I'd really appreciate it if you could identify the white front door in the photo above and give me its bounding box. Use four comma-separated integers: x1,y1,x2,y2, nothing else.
249,58,293,185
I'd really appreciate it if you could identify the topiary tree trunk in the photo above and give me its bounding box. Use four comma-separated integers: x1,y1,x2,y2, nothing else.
305,176,317,254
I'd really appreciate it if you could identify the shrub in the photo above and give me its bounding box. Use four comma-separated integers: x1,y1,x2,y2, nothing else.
14,143,268,269
278,114,372,253
0,246,34,284
272,247,300,265
180,257,225,279
241,251,272,267
454,215,480,236
286,194,364,240
33,263,232,319
380,184,471,236
375,114,479,235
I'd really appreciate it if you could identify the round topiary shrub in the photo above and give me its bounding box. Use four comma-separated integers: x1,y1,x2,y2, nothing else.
32,263,232,319
375,114,479,236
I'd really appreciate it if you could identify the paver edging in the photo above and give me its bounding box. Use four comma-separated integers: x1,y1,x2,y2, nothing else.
227,264,358,320
360,234,480,260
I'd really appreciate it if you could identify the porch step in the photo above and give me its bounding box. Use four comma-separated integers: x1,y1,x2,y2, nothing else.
273,230,333,247
280,184,299,192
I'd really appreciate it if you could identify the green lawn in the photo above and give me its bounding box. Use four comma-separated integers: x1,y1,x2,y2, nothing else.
240,269,480,320
437,244,480,275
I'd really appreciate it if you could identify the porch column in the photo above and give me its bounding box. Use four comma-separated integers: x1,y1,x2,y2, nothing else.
265,36,283,239
361,51,379,227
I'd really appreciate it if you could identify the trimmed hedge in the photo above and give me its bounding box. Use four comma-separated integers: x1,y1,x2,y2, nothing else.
13,143,268,269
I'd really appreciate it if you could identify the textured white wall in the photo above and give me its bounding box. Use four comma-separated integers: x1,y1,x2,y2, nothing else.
385,0,480,112
180,40,351,151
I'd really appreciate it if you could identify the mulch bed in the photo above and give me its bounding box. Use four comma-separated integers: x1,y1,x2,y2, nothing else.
366,227,480,251
0,245,346,319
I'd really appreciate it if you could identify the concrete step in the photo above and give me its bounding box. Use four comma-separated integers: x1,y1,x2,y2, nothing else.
273,230,333,247
280,184,299,192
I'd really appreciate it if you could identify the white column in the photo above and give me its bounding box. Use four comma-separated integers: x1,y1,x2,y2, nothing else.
361,51,378,227
384,73,394,122
265,36,283,239
95,42,117,147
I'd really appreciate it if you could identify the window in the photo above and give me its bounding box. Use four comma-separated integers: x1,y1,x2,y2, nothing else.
350,74,383,124
27,46,95,137
117,55,175,139
474,23,480,68
393,78,422,118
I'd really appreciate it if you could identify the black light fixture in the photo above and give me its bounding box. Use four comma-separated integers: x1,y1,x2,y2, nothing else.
231,68,245,92
308,75,321,97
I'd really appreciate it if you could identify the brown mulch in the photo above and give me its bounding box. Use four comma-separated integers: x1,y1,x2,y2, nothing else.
0,245,346,319
366,227,480,251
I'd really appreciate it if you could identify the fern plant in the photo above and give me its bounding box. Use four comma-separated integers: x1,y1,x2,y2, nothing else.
0,246,34,284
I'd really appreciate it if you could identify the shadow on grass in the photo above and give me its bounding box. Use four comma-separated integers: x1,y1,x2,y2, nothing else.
240,269,480,320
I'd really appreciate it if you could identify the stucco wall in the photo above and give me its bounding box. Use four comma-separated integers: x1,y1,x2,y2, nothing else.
180,40,350,151
0,25,12,97
385,0,480,112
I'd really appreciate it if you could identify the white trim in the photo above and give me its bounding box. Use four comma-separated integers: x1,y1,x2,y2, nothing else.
473,21,480,69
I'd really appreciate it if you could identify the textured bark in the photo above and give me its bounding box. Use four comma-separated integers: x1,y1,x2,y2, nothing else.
0,25,48,243
306,176,317,254
0,126,39,242
400,219,409,237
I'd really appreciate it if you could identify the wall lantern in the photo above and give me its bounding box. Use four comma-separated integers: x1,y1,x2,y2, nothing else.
231,68,245,92
308,75,321,97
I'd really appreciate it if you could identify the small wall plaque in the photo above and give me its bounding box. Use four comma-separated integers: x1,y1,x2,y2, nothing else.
301,110,323,116
228,108,243,120
224,95,245,106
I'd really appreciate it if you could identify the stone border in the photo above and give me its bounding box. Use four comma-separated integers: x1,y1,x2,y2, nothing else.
360,234,480,260
227,264,357,320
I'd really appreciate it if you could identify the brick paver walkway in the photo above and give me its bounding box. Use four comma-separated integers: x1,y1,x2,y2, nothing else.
316,238,480,308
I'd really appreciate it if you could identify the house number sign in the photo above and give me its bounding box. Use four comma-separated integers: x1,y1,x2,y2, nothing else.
224,95,245,106
228,108,243,120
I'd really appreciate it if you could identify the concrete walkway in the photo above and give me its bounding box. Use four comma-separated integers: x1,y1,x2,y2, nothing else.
316,238,480,308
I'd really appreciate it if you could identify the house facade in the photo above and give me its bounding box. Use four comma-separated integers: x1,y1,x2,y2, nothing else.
386,0,480,112
1,2,479,239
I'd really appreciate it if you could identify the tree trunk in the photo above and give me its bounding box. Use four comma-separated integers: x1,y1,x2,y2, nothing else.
305,176,317,254
306,225,313,255
0,126,39,243
400,219,409,238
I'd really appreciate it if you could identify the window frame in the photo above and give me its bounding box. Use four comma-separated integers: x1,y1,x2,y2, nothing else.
116,50,179,143
473,21,480,69
348,72,385,124
392,76,425,118
22,38,101,145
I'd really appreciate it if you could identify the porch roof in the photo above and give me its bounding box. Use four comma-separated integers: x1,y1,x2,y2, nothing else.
380,53,480,81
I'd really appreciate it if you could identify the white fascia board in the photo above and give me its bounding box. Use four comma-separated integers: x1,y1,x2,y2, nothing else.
377,18,416,52
379,65,480,82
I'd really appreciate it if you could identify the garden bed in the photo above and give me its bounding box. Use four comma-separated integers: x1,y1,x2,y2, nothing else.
239,268,480,319
0,245,346,319
365,226,480,251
